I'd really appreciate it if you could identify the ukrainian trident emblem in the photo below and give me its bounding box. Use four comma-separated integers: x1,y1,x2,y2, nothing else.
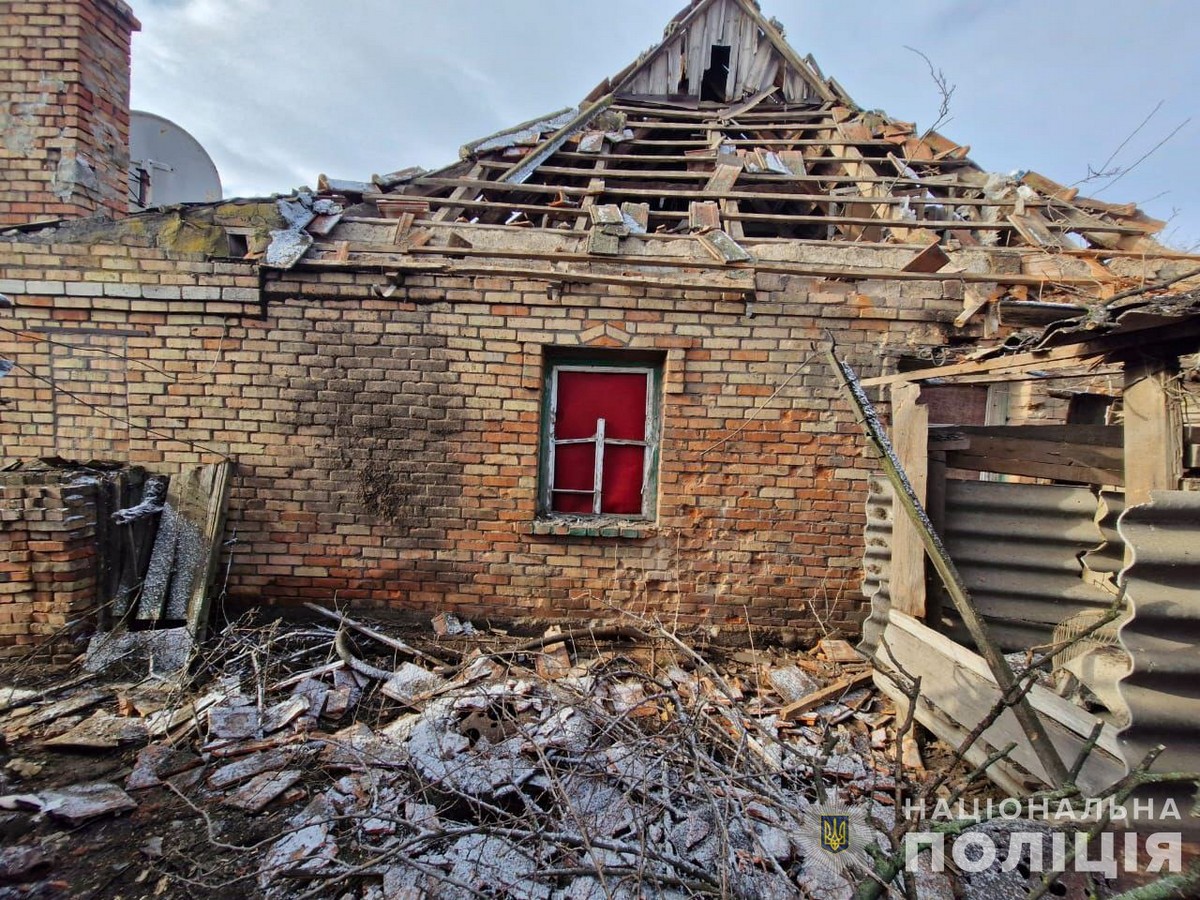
820,814,850,854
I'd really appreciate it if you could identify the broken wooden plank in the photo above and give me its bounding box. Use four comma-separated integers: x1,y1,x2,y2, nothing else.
953,285,995,329
1020,171,1079,202
303,603,445,667
717,85,778,120
42,712,147,750
431,162,485,223
182,462,233,641
817,637,863,664
874,610,1124,793
779,670,873,721
390,211,415,244
934,424,1125,485
703,162,743,194
900,240,950,274
889,383,929,618
860,315,1200,387
376,198,432,220
1123,358,1183,508
1008,211,1072,250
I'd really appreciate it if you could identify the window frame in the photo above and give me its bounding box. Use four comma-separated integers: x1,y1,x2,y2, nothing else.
539,358,662,521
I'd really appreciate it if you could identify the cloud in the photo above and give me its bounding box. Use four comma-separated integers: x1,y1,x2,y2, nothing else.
128,0,1200,249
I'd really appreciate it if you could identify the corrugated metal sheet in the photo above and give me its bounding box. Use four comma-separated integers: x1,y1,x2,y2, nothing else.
860,478,1200,819
857,474,893,657
860,478,1114,652
937,480,1115,650
1116,491,1200,788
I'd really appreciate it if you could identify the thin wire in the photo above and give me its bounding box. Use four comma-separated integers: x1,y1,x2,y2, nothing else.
9,361,232,461
0,320,230,383
699,349,814,457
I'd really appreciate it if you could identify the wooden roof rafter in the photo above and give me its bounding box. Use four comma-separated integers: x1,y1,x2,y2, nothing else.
336,0,1177,265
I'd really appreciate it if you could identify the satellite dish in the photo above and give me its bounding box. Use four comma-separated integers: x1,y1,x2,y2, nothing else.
128,111,222,211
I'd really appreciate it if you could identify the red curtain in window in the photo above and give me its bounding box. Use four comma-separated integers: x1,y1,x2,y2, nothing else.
552,370,648,515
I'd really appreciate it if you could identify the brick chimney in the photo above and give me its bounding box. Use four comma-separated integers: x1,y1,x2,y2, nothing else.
0,0,141,225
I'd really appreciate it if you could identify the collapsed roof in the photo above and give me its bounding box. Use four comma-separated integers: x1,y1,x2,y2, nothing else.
312,0,1167,269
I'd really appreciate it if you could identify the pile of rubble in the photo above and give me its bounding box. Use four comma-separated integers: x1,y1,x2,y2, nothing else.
0,610,937,898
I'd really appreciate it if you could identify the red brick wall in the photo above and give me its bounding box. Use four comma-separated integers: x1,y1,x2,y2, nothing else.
0,471,99,658
0,239,970,642
0,0,140,225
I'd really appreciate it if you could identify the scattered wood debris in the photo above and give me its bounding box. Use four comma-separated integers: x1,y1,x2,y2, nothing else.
0,610,947,898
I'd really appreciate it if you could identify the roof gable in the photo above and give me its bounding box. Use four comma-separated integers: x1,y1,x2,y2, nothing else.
308,0,1171,266
597,0,836,105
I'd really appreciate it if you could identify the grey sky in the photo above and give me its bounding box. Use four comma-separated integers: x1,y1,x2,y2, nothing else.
130,0,1199,250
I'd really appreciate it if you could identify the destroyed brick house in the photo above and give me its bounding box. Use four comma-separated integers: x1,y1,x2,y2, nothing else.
3,0,1200,840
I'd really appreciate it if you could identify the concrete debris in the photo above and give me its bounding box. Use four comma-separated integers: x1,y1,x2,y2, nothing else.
4,757,42,779
0,612,1109,898
431,612,474,636
0,794,41,812
205,748,289,790
0,687,40,713
767,664,821,703
207,702,261,740
224,769,303,813
40,782,137,826
380,662,447,704
41,710,148,749
0,845,49,884
126,744,202,790
83,626,194,674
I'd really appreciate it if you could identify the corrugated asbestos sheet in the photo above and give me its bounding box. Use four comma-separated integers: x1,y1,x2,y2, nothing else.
858,474,893,658
937,480,1116,650
860,478,1200,816
860,478,1114,653
1116,491,1200,787
1083,490,1125,576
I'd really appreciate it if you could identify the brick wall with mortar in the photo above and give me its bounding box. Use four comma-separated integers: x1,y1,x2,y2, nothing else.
0,0,140,225
0,238,973,644
0,471,100,658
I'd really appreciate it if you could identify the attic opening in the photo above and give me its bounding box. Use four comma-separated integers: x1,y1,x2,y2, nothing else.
700,45,730,102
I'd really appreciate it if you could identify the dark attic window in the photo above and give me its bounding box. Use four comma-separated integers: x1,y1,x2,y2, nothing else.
701,45,731,102
539,350,663,521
